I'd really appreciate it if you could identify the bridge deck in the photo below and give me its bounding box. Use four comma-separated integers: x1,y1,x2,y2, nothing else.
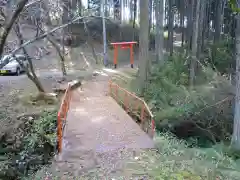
45,73,154,179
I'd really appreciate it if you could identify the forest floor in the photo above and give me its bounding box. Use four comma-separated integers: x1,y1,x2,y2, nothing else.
33,69,155,179
0,24,140,148
1,22,219,179
29,67,240,180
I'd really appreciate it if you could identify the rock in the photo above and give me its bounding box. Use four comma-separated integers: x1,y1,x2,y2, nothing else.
93,71,99,77
28,116,34,121
53,87,66,94
69,80,82,90
46,93,58,98
57,77,67,84
17,112,40,121
36,92,57,100
53,79,82,94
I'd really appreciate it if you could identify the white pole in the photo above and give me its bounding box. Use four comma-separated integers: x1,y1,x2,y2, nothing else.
101,0,108,66
121,0,124,22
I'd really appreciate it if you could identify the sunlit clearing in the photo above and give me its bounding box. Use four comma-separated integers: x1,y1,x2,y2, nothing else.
77,88,83,93
74,107,88,115
84,97,92,101
49,69,58,72
69,62,74,67
94,70,109,76
102,68,118,73
80,52,91,67
91,116,105,123
114,72,133,79
100,72,108,76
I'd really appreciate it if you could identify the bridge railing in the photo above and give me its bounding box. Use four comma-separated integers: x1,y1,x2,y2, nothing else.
109,80,155,138
57,84,72,153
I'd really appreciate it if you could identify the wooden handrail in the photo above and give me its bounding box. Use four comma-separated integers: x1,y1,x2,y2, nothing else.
109,80,155,138
57,83,72,153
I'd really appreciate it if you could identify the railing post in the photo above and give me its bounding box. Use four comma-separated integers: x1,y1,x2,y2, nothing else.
109,80,112,96
124,91,129,112
134,99,139,115
140,104,145,129
130,44,134,68
115,83,118,99
113,45,118,69
151,119,155,138
57,114,62,153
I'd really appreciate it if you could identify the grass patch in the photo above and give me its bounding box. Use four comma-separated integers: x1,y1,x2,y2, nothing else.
111,68,138,92
145,134,240,179
19,92,59,106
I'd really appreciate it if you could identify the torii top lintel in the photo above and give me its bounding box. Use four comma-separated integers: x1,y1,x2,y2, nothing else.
110,41,137,46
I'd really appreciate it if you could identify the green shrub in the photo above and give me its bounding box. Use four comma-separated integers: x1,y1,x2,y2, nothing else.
144,52,233,143
204,39,234,74
0,110,57,180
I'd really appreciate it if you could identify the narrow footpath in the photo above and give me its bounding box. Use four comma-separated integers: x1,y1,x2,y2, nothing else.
43,70,155,179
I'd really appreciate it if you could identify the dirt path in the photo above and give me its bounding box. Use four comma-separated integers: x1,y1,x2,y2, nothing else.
42,70,155,179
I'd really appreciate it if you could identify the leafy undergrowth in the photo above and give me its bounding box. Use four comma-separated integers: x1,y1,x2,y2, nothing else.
0,109,57,180
111,67,139,93
144,134,240,179
109,50,239,179
145,53,233,143
113,52,234,143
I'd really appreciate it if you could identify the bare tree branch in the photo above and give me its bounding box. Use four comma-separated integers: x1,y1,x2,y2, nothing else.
11,16,85,55
38,24,67,77
0,7,6,19
0,16,84,69
24,0,43,9
0,0,29,57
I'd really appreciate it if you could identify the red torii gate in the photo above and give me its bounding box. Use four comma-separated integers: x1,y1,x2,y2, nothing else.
110,41,137,69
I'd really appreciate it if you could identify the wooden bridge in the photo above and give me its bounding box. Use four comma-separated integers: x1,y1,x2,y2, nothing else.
44,69,155,179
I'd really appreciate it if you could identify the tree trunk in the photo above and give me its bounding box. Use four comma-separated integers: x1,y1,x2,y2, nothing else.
132,0,137,40
120,0,124,22
212,0,223,62
138,0,149,94
78,0,82,16
231,8,240,150
180,1,185,47
71,0,77,17
201,0,209,52
190,0,200,87
148,0,153,50
214,0,223,43
14,24,45,93
186,0,194,52
168,0,174,55
197,0,206,58
155,0,164,63
206,1,211,39
148,0,153,35
230,15,237,85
